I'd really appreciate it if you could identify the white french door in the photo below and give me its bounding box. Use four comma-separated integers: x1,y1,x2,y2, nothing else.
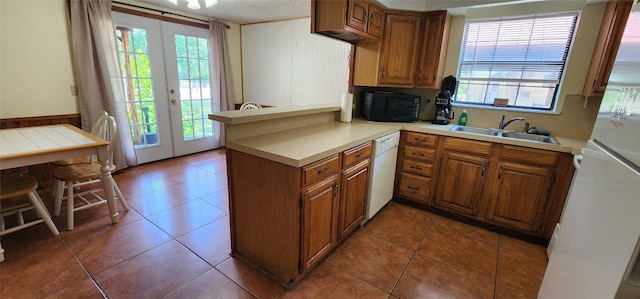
112,12,220,164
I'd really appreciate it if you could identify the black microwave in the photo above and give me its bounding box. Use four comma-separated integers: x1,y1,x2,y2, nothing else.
361,92,421,122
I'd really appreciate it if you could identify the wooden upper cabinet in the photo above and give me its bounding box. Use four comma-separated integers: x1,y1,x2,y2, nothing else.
583,0,633,97
415,11,451,89
312,0,384,43
353,10,451,88
378,12,422,86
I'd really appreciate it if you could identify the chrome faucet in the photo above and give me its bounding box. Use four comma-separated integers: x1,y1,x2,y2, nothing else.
499,114,525,129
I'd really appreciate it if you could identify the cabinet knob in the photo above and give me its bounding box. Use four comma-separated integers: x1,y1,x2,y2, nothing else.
381,67,386,79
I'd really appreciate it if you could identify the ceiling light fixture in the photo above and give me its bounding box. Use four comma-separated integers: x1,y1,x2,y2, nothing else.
167,0,217,9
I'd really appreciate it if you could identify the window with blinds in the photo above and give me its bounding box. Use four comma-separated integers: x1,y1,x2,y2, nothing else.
455,13,578,110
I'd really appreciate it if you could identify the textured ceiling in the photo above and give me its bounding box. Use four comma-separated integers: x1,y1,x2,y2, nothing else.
134,0,598,25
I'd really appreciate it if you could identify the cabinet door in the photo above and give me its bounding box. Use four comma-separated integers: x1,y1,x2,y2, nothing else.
583,0,633,96
301,176,339,271
346,0,368,33
435,152,489,217
338,160,369,240
415,11,450,88
485,162,554,233
366,2,384,38
378,13,422,86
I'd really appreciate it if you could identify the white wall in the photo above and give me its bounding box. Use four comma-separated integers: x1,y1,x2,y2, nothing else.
1,0,77,118
241,18,352,107
0,0,243,119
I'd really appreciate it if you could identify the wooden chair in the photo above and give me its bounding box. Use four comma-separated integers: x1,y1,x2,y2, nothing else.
52,114,129,230
1,173,60,262
50,111,109,197
239,101,262,110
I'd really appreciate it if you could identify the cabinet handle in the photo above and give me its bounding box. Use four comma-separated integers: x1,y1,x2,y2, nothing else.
410,165,423,171
412,152,425,157
406,185,420,191
481,164,486,176
498,167,503,180
355,151,364,158
414,137,426,142
381,67,386,79
418,70,423,81
317,166,330,174
363,12,368,25
333,183,339,197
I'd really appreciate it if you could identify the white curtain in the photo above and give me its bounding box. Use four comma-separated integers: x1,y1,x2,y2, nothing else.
68,0,137,167
209,20,234,146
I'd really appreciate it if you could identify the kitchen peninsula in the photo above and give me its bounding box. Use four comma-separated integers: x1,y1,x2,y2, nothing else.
210,104,586,287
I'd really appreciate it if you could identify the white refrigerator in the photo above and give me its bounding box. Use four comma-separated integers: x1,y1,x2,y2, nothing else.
538,5,640,299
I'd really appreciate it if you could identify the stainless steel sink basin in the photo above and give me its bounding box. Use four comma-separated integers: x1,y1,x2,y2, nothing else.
449,125,502,135
499,132,560,144
450,125,560,144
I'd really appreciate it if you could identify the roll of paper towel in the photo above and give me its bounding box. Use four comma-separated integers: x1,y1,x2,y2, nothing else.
340,93,353,123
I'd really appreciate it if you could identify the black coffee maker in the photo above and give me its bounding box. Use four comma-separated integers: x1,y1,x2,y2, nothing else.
432,76,457,125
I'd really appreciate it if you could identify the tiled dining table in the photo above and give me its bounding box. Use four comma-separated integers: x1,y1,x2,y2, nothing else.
0,124,122,261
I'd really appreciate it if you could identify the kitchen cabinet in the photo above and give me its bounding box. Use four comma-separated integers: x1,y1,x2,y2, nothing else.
582,0,633,97
227,141,371,286
312,0,384,43
484,145,560,234
338,160,370,240
301,174,339,271
338,142,371,240
434,138,491,218
395,131,440,205
393,133,574,241
415,11,451,89
353,10,451,88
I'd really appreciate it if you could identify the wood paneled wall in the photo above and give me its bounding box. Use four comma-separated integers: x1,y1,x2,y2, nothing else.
1,114,82,188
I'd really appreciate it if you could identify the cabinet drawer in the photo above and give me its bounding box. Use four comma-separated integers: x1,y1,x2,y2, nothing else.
444,137,493,156
302,154,341,186
403,145,437,162
500,145,560,167
401,159,434,177
343,142,372,168
397,173,431,204
405,132,438,147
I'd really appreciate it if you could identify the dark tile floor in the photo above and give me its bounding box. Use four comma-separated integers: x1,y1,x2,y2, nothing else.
0,149,548,298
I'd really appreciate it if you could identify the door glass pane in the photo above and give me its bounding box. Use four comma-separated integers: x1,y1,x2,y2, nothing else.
174,34,213,141
115,26,160,148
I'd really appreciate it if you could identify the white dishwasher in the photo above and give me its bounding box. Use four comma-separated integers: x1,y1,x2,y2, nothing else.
364,131,400,222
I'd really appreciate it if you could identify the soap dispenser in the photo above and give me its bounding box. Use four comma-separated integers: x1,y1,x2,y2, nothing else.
459,109,468,126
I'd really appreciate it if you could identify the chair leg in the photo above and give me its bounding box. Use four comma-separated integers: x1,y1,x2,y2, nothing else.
54,179,64,216
66,181,75,230
27,191,59,236
113,182,129,212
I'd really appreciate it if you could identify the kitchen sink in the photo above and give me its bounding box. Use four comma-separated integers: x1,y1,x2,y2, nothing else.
499,132,560,144
450,125,560,144
449,125,503,135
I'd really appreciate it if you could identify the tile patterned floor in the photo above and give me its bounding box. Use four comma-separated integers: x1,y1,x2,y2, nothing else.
0,149,548,298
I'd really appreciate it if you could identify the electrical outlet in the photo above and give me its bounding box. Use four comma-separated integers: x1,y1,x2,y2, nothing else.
70,85,78,96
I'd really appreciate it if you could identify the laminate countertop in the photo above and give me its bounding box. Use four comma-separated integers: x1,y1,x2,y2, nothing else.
225,119,587,168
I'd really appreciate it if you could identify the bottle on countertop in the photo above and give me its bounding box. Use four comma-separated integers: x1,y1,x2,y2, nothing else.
458,109,468,126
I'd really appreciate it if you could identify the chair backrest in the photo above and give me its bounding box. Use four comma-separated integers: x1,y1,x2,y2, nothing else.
90,114,118,165
240,102,262,110
90,111,110,135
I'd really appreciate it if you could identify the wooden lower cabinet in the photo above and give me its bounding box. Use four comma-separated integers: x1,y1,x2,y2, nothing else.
485,162,554,233
338,159,370,240
434,151,489,218
301,175,339,271
227,142,371,286
394,133,575,241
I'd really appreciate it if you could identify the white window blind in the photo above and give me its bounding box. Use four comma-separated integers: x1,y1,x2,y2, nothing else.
456,13,578,110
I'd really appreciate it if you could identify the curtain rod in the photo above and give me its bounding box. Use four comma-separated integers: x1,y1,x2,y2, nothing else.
111,1,230,29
